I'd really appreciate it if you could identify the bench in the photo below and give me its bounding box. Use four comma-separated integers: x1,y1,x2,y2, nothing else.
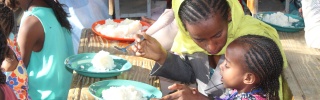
279,31,320,100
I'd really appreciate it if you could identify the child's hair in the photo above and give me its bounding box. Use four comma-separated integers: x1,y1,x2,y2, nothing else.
2,0,72,31
0,4,14,84
233,35,283,100
178,0,230,27
0,30,7,84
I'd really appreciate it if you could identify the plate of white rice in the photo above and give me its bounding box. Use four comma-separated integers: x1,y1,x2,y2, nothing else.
256,12,305,32
92,19,150,42
64,51,132,78
89,80,162,100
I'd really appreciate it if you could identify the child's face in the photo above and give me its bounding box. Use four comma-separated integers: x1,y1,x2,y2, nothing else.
219,44,248,89
185,15,229,54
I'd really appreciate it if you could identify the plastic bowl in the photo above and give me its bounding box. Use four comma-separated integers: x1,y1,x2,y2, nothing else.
89,80,162,100
255,12,305,33
64,53,132,78
92,19,150,42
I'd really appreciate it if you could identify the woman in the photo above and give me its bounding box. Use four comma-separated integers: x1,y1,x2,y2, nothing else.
4,0,74,99
133,0,289,99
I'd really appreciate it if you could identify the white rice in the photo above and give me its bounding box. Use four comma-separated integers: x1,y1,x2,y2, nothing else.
91,50,116,71
102,85,146,100
262,12,299,27
95,18,145,38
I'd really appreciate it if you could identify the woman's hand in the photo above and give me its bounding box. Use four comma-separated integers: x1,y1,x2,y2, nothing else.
132,32,167,64
160,84,210,100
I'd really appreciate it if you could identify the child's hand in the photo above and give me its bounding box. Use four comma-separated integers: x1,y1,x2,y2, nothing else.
160,83,210,100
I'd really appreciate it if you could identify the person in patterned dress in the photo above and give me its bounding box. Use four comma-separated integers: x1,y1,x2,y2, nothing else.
0,3,30,100
4,0,74,99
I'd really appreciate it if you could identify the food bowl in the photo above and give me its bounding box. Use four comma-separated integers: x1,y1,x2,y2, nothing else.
256,12,305,33
89,80,162,100
64,53,132,78
92,19,150,42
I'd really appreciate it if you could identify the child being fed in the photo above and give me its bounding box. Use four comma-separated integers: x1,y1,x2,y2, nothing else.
218,35,283,100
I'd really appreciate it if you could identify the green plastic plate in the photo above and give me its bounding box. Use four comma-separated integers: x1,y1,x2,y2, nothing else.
64,53,132,78
256,12,305,33
89,79,162,100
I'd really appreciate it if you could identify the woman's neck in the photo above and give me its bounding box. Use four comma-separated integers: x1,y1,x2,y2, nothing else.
21,0,49,11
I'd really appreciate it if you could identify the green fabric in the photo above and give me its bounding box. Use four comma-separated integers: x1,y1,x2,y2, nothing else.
171,0,289,99
22,7,74,99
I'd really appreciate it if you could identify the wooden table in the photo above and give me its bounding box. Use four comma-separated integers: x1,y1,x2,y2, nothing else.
67,28,320,99
279,31,320,100
67,28,160,100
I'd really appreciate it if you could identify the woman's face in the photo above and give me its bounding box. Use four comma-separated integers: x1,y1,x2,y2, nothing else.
185,15,228,54
219,43,247,89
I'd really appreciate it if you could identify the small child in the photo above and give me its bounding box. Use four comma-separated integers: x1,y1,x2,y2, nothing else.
0,31,18,100
0,4,30,99
0,5,18,99
217,35,283,100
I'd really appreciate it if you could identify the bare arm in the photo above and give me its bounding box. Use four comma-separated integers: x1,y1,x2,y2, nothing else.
17,16,44,67
1,49,18,71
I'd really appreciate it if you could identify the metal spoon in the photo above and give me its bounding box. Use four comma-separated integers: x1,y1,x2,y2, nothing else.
114,36,145,53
